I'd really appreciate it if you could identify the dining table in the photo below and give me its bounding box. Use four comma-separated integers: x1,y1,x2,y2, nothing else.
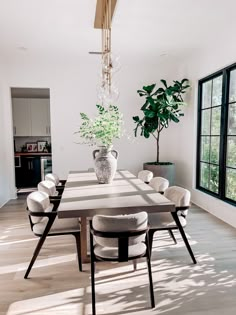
57,169,176,262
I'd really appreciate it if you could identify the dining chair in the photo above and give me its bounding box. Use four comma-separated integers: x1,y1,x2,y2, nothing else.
38,180,63,198
89,212,155,315
148,176,178,243
24,191,82,279
149,176,169,194
45,173,66,193
148,186,197,264
138,170,153,183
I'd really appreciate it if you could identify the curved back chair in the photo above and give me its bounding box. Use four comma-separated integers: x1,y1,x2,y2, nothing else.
164,186,190,227
148,186,196,264
149,177,169,194
38,180,62,198
45,173,66,187
138,170,153,184
90,212,155,315
25,191,82,279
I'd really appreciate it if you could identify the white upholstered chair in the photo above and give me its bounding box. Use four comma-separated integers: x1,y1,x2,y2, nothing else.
138,170,153,183
148,186,196,264
90,212,155,315
148,176,178,243
25,191,82,278
149,176,169,194
38,180,61,198
45,173,66,187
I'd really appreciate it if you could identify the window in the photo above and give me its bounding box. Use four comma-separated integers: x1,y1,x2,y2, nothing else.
197,63,236,205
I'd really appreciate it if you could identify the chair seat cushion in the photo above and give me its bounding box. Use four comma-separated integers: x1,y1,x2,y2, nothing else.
94,243,147,260
148,212,187,229
33,217,80,235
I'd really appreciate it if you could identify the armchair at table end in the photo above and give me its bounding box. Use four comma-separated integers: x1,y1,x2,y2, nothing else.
89,212,155,315
138,170,153,184
148,186,197,264
24,191,82,279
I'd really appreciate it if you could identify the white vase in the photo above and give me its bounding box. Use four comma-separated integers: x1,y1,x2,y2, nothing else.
93,146,118,184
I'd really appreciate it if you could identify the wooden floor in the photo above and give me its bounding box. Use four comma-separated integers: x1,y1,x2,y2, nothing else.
1,195,236,315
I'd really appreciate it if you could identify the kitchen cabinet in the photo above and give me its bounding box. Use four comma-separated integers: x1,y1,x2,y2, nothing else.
15,156,41,188
12,98,51,136
12,98,31,136
31,99,50,136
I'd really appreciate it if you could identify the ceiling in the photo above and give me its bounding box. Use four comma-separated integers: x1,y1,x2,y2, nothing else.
0,0,235,63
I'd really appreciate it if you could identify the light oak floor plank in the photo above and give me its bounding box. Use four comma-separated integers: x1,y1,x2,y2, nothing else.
0,195,236,315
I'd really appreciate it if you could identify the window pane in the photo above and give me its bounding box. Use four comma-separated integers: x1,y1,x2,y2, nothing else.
228,103,236,135
202,80,212,109
210,136,220,164
212,76,223,106
200,162,209,189
229,69,236,103
201,109,211,135
226,136,236,168
200,136,210,162
211,106,221,135
209,165,219,193
226,168,236,201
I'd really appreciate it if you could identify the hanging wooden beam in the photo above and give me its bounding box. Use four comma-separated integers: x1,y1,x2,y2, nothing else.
94,0,117,29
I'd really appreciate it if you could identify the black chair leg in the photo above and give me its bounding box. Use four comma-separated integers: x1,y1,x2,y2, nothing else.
24,234,47,279
74,234,82,272
146,236,155,308
148,230,155,257
90,232,96,315
171,212,197,264
168,230,177,244
133,259,137,271
24,215,56,279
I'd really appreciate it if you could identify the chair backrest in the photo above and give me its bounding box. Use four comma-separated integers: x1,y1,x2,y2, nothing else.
92,212,148,248
149,177,169,193
138,170,153,183
164,186,190,225
27,191,52,224
45,173,60,186
38,180,58,196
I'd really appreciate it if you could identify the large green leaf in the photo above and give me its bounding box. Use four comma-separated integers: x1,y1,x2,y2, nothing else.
143,84,156,94
160,79,167,88
137,90,146,97
181,78,189,84
169,112,180,123
141,100,149,110
143,109,156,118
144,129,150,138
133,116,140,122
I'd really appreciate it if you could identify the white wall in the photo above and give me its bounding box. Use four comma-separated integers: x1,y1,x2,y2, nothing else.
161,39,236,227
0,69,16,207
0,55,178,204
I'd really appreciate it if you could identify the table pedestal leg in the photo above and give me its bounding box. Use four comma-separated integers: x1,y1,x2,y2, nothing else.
80,217,90,263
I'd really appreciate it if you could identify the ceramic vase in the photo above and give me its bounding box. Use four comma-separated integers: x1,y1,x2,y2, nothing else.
93,146,118,184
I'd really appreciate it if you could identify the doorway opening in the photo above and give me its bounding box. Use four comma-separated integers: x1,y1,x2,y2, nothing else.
11,87,52,193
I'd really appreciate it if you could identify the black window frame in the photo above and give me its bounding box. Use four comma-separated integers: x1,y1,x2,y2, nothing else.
196,62,236,206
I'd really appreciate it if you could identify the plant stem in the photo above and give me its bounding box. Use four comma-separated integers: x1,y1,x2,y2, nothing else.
156,130,160,163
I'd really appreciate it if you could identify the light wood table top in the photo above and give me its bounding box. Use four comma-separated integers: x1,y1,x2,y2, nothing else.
57,170,175,218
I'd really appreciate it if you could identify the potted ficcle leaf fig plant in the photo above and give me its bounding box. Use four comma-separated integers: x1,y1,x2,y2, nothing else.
76,104,123,184
133,79,190,184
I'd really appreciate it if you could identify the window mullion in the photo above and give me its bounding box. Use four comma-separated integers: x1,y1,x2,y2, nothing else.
219,69,229,200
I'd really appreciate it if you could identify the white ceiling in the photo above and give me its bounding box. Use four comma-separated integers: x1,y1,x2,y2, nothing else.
0,0,235,63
